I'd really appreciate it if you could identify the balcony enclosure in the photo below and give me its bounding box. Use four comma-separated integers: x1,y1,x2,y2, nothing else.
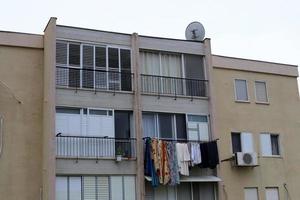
55,108,135,159
140,51,208,98
56,41,133,92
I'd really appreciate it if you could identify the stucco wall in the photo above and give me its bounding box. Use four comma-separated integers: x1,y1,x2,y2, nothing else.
0,45,44,200
212,67,300,200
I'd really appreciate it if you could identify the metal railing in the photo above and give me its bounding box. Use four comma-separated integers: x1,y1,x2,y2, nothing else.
56,135,136,159
141,74,208,98
56,66,133,92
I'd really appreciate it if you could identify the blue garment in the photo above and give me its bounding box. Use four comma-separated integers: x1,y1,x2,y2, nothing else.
144,138,159,187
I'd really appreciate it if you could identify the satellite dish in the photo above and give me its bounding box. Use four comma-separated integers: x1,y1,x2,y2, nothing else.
185,21,205,41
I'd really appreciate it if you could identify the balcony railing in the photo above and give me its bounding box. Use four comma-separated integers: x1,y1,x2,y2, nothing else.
56,66,133,92
141,74,208,98
56,135,136,159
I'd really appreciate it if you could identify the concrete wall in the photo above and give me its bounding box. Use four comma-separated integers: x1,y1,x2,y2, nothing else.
43,17,57,200
0,44,44,199
212,62,300,200
56,159,136,175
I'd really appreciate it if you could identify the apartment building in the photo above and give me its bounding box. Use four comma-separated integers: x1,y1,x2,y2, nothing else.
0,17,299,200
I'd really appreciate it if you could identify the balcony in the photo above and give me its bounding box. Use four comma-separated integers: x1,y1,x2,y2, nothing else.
56,135,136,159
56,66,133,92
141,74,208,99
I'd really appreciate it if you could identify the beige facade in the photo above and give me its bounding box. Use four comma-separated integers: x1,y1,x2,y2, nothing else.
212,55,300,200
0,18,299,200
0,32,44,199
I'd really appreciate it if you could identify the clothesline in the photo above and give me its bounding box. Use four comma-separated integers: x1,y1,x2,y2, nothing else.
144,137,220,187
142,137,219,143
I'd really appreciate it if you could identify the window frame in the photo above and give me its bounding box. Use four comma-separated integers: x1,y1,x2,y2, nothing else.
254,80,269,104
234,79,250,102
265,187,280,200
231,132,254,154
244,187,259,200
56,39,132,91
186,113,210,142
260,133,281,157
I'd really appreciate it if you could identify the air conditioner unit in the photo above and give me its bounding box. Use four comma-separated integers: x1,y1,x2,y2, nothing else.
234,152,258,167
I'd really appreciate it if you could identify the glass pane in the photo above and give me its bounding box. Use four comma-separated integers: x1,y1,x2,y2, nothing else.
115,111,132,157
199,183,215,200
142,113,157,138
176,114,187,140
56,177,68,200
120,49,131,70
158,113,173,139
110,176,123,200
69,68,80,87
96,47,106,68
121,71,132,91
69,43,80,66
231,132,241,153
56,107,81,114
108,48,119,69
89,109,107,115
124,176,136,200
188,115,208,122
184,54,205,79
56,42,67,65
140,51,160,75
271,135,280,155
96,176,109,200
69,177,82,200
255,81,268,102
245,188,258,200
235,79,248,101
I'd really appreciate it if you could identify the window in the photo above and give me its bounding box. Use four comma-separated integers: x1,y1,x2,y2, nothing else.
56,176,135,200
142,113,187,140
260,133,280,156
231,132,254,153
140,51,205,97
234,79,248,101
255,81,268,103
187,115,209,141
145,182,216,200
231,132,242,153
265,187,279,200
56,41,132,91
244,188,259,200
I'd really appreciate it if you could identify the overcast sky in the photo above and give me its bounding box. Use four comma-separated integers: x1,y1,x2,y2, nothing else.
1,0,299,82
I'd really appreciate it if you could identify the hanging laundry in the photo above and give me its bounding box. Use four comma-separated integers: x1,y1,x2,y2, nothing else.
190,142,202,166
144,138,159,187
176,143,190,176
199,141,219,169
158,140,170,185
151,138,160,172
167,142,180,185
207,141,219,169
200,142,209,168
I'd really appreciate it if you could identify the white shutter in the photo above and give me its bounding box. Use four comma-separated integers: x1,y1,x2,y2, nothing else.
266,188,279,200
124,176,136,200
69,177,82,200
244,188,258,200
260,133,272,156
87,111,114,137
56,113,81,136
241,132,254,153
83,176,96,200
56,177,68,200
111,176,123,200
199,122,209,141
96,176,109,200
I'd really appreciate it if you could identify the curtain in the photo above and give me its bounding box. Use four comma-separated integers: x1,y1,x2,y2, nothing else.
143,114,157,138
140,51,160,75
